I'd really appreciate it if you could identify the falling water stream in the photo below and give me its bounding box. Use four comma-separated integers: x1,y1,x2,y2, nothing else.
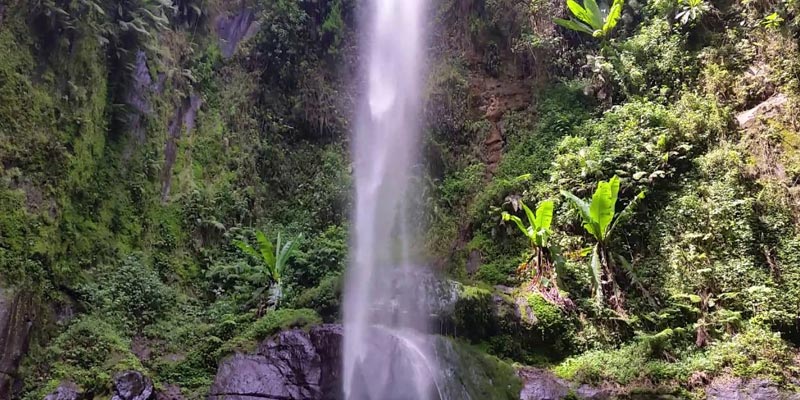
343,0,439,399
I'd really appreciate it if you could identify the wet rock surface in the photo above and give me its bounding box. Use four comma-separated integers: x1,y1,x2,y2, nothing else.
209,324,344,400
43,382,80,400
215,10,260,58
111,371,154,400
518,368,620,400
0,287,34,400
209,323,521,400
706,377,800,400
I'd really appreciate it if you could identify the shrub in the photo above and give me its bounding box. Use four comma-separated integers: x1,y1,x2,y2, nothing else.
290,273,343,322
223,308,321,353
551,93,728,193
22,316,140,399
612,19,695,99
699,321,798,384
286,225,347,290
80,255,174,329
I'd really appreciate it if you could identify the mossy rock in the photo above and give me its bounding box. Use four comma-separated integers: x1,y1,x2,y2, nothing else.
435,336,523,400
222,308,322,354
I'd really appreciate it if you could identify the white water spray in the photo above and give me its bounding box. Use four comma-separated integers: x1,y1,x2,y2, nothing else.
343,0,436,399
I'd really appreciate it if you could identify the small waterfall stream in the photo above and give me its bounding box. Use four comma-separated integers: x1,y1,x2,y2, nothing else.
342,0,438,399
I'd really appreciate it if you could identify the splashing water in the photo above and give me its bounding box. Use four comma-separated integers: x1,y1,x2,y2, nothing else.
343,0,437,399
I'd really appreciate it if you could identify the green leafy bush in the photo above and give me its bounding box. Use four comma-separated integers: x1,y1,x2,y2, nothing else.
21,316,141,399
286,225,347,290
79,255,174,330
551,93,728,192
223,308,321,352
290,273,343,322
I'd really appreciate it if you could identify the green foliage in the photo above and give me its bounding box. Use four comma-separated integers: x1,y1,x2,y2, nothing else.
286,225,347,290
79,255,174,330
438,338,523,400
321,0,344,54
464,84,590,283
223,308,321,353
562,176,645,308
676,0,711,25
502,199,554,248
230,230,302,308
554,321,798,387
701,322,798,383
551,93,728,191
21,316,141,399
554,0,624,38
290,273,343,322
528,293,564,330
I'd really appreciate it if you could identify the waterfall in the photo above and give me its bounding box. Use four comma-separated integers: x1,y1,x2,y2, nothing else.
343,0,437,399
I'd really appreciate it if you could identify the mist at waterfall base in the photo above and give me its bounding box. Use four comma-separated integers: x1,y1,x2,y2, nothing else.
342,0,441,399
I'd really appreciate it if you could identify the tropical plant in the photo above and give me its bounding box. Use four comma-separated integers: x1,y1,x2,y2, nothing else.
562,176,645,311
233,230,302,310
761,12,784,29
675,0,710,25
554,0,624,39
502,198,569,304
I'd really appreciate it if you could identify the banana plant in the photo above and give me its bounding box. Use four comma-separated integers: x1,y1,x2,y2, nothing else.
554,0,624,39
562,176,645,310
502,199,568,296
234,230,302,309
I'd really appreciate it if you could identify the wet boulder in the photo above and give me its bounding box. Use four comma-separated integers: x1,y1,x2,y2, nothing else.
43,382,81,400
209,323,522,400
209,324,343,400
706,378,800,400
111,371,154,400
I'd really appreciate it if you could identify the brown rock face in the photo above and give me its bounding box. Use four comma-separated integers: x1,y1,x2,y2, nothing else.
483,95,505,175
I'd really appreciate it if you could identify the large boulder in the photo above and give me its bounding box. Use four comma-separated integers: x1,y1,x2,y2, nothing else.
43,382,80,400
209,324,343,400
111,371,154,400
706,377,800,400
209,324,522,400
0,287,34,400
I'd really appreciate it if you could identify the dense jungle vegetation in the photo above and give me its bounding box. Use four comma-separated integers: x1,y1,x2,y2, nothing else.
2,0,800,398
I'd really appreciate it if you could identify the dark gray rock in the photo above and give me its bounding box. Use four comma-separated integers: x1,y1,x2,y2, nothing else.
43,382,80,400
215,10,260,58
209,324,343,400
161,93,202,201
210,323,521,400
0,287,35,400
111,371,153,400
519,368,570,400
124,50,163,157
518,368,618,400
707,378,800,400
154,384,184,400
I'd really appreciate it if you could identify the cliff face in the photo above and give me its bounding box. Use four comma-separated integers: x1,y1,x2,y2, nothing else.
0,288,35,399
4,0,800,399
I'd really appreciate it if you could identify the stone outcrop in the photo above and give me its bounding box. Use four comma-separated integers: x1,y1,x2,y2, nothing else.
518,368,621,400
44,382,81,400
111,371,154,400
736,93,788,130
161,94,202,202
706,377,800,400
210,323,522,400
215,10,260,59
0,287,34,400
209,324,343,400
